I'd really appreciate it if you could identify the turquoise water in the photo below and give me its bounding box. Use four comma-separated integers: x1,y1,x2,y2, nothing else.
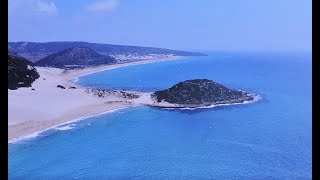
8,52,312,179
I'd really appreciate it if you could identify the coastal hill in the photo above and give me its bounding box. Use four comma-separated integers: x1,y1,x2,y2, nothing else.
151,79,254,107
35,47,117,68
8,53,40,90
8,41,207,62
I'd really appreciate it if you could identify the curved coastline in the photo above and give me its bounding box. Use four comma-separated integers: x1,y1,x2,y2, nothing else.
8,107,129,144
65,56,184,86
8,56,260,143
8,56,182,142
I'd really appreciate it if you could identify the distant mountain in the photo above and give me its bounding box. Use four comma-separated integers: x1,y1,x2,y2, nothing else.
8,53,40,90
8,41,207,62
35,47,117,68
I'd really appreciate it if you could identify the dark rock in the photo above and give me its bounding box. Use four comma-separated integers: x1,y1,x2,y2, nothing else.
69,86,76,89
31,88,35,90
152,79,254,105
57,85,66,89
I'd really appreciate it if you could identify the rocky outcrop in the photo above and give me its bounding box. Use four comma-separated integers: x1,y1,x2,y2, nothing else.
8,53,40,90
152,79,254,107
57,85,66,89
86,89,140,99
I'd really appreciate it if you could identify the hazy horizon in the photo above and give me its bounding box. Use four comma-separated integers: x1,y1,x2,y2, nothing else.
9,0,312,52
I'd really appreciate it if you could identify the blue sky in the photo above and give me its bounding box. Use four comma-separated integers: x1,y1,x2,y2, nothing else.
8,0,312,52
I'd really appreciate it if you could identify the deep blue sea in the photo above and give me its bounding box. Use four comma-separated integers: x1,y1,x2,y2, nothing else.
8,52,312,179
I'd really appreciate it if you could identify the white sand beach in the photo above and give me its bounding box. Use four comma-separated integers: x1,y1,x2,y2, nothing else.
8,56,182,141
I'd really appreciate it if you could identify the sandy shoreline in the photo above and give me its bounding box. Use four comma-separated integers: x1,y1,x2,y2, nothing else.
8,56,182,141
60,56,183,84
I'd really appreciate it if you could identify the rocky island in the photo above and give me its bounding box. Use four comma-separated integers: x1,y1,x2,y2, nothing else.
150,79,255,108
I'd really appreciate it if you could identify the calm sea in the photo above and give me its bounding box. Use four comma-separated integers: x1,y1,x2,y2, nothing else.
8,52,312,179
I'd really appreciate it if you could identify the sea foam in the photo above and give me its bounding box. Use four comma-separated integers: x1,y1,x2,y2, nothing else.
8,107,128,144
55,124,75,131
165,94,262,110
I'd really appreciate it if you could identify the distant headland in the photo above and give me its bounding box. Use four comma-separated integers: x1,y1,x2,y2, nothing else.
8,41,207,63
